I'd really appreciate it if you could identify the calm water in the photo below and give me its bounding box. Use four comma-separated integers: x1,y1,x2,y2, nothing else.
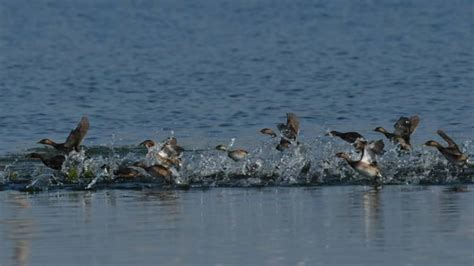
0,187,473,266
0,0,473,265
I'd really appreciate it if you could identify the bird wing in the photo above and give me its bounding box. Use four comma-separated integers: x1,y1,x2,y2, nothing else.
276,123,285,133
393,116,411,137
408,115,420,134
360,146,376,164
359,139,384,164
64,116,90,150
162,143,184,158
173,145,185,154
341,132,364,143
442,146,464,157
50,155,66,170
437,130,460,151
369,140,385,155
394,115,420,137
278,113,300,140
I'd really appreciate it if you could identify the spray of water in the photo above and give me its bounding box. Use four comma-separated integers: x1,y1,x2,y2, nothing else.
1,135,472,191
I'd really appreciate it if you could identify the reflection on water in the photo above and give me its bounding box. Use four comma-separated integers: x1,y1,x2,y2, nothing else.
1,193,34,266
437,190,462,234
363,190,384,248
13,239,29,266
1,186,473,265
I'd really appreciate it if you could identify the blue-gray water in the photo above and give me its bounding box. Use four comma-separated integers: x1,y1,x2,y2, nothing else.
0,0,473,153
1,187,474,266
0,0,473,265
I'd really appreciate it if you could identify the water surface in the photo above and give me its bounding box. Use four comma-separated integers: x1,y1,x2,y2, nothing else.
0,0,473,265
0,0,472,153
0,186,473,266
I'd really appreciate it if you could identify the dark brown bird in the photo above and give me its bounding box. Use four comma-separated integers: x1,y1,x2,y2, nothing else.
133,162,173,183
113,165,142,179
277,113,300,141
276,138,292,151
425,129,469,167
38,116,90,153
260,128,277,138
275,113,300,151
27,153,66,170
374,115,420,151
326,131,365,144
139,139,156,150
215,145,249,161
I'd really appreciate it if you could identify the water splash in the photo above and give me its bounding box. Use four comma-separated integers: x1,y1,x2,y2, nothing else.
1,136,473,191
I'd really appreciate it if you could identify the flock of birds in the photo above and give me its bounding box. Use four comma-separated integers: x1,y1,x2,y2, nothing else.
25,113,471,188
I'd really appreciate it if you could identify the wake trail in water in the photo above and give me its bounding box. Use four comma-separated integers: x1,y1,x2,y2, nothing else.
0,136,473,192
